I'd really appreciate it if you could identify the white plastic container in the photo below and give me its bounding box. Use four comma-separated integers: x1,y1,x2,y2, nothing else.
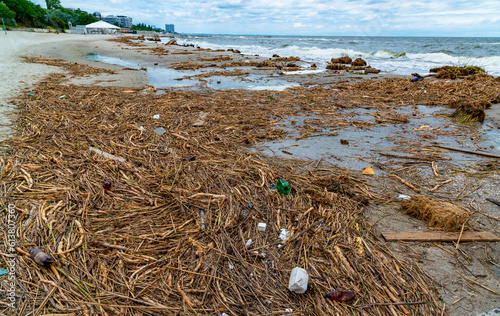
279,228,289,241
257,223,267,231
288,267,308,294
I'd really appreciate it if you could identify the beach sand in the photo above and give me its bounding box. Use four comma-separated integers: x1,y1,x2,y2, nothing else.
1,31,499,316
0,32,148,140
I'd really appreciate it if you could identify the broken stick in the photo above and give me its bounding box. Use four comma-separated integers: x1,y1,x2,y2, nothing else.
486,198,500,208
389,174,421,193
435,145,500,159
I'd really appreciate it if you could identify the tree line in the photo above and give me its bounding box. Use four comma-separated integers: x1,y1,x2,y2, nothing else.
0,0,97,29
0,0,156,32
131,23,162,32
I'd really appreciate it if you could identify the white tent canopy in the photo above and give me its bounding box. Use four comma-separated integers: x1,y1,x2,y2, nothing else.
85,21,120,34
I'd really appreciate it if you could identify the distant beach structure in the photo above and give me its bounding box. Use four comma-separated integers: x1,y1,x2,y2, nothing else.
165,24,175,33
84,21,120,34
92,12,133,28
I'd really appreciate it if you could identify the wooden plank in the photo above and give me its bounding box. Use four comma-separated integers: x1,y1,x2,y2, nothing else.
382,231,500,242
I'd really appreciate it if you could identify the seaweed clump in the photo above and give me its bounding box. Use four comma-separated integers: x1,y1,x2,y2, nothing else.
430,66,486,79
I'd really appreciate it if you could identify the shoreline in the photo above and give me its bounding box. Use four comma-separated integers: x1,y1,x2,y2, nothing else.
5,31,498,123
1,31,499,316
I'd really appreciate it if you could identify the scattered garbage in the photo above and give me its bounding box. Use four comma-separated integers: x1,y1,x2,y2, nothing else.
257,223,267,232
89,147,126,163
362,166,374,175
411,77,424,82
193,112,208,127
139,126,145,131
10,55,468,314
249,251,266,258
28,93,35,97
279,228,289,241
324,290,355,303
200,211,206,229
154,127,166,135
228,264,234,270
30,249,53,267
59,95,66,99
0,269,8,276
318,222,331,232
153,114,160,119
355,237,364,256
241,209,247,218
285,308,293,313
397,194,411,200
270,183,277,191
288,267,308,294
276,180,290,196
245,239,253,248
103,180,112,190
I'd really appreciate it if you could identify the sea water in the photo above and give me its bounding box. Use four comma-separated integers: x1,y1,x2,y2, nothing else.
170,35,500,76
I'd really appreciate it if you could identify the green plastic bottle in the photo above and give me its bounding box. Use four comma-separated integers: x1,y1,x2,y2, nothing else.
276,180,291,196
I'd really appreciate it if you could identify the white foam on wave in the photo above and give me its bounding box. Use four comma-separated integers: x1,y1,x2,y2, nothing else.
174,38,360,62
171,38,500,76
283,69,326,75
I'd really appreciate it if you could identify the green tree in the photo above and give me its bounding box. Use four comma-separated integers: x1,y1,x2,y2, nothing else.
131,23,158,31
45,0,60,10
76,11,97,25
0,2,15,19
51,15,64,30
3,0,46,26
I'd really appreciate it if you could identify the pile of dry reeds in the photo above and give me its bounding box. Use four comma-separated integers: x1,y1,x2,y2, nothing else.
401,196,470,231
0,59,448,315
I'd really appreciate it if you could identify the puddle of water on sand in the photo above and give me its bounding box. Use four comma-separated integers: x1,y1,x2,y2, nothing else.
255,105,500,171
86,54,141,69
86,54,299,91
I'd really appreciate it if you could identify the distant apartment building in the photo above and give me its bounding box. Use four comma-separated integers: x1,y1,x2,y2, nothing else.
92,12,133,28
116,15,133,28
165,24,175,33
103,15,117,25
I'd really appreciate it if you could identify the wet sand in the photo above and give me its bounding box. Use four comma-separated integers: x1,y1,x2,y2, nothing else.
0,32,146,140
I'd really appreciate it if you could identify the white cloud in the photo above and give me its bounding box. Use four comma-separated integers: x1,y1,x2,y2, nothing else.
26,0,500,35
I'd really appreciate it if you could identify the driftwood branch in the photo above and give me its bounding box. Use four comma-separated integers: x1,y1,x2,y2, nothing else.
435,145,500,159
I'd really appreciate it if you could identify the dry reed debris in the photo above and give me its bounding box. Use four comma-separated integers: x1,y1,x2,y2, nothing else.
401,196,470,231
0,57,449,315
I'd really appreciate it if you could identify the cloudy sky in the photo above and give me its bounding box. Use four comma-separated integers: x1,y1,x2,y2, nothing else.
33,0,500,36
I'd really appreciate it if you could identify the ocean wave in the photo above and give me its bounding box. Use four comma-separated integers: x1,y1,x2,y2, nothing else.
372,50,407,58
171,37,500,76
